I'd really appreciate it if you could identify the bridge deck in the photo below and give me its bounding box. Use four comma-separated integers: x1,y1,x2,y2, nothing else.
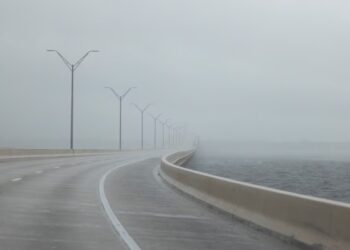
0,153,302,250
106,158,302,250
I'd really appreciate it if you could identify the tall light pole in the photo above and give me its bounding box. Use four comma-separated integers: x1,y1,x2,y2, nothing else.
149,113,162,149
105,86,136,150
176,126,184,146
159,120,166,149
168,124,173,148
173,126,178,146
47,49,99,150
165,119,172,148
132,103,152,149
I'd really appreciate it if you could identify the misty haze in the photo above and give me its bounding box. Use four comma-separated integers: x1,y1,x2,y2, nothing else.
1,1,350,250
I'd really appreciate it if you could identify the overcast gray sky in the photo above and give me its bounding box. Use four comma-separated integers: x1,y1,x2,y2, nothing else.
1,0,350,149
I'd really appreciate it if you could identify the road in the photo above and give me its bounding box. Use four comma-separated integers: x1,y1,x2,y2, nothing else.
0,151,303,250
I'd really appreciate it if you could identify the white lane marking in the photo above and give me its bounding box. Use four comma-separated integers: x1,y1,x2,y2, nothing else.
35,170,43,174
99,158,152,250
53,166,60,169
11,177,22,182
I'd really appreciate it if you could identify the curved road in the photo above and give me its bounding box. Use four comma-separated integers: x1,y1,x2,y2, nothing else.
0,152,303,250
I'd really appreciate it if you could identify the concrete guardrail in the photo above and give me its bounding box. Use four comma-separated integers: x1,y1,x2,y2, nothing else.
0,149,117,155
0,148,133,159
160,150,350,250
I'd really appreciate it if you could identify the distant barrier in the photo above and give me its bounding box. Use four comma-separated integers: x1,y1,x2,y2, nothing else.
160,150,350,250
0,149,123,158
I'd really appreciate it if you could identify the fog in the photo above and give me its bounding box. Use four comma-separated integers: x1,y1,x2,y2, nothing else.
1,0,350,149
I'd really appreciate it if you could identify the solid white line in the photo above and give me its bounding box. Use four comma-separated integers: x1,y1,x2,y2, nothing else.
99,158,150,250
11,177,22,182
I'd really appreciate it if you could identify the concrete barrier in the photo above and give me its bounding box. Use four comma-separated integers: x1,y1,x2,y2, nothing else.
160,150,350,250
0,148,116,155
0,148,134,159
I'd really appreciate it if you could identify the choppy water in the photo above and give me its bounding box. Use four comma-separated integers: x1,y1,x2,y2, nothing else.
186,148,350,203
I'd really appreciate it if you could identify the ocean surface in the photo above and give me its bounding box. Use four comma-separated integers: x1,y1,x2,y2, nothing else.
185,143,350,203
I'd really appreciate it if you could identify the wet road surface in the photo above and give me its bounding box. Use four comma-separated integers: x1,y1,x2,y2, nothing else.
0,152,303,250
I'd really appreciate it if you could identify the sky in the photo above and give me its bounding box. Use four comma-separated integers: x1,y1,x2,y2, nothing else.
1,0,350,149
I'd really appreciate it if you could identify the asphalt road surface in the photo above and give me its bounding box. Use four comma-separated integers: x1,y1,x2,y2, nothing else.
0,151,303,250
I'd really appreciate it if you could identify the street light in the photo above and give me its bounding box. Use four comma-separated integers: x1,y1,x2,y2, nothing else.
132,103,152,149
165,119,172,148
176,126,184,146
148,113,162,149
105,86,136,150
47,49,99,150
173,126,178,146
159,119,166,149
